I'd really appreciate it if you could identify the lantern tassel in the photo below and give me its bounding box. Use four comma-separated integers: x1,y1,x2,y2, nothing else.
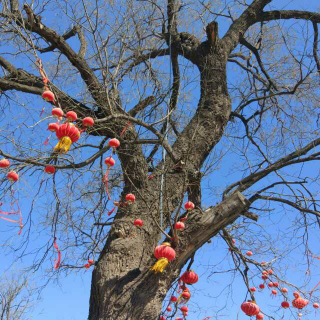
104,168,111,200
54,136,72,153
53,237,61,269
150,257,169,273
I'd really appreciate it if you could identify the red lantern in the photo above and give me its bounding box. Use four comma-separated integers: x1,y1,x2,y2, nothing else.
293,291,300,298
232,239,236,244
42,90,55,102
182,289,191,300
84,263,91,269
45,165,56,174
180,270,199,285
88,259,94,265
256,313,264,320
159,317,166,320
104,157,115,200
166,306,172,312
281,301,290,309
281,287,288,293
261,275,268,280
268,282,274,288
268,269,273,275
126,193,136,203
52,107,64,119
0,159,10,168
133,219,143,227
180,306,188,313
241,301,260,316
259,284,265,290
184,201,194,211
105,157,115,167
273,282,279,288
48,123,59,132
246,251,253,256
174,222,185,230
292,297,307,309
271,289,277,296
314,303,319,309
170,296,177,303
7,171,19,182
82,117,94,127
150,242,176,273
250,287,256,292
109,138,120,148
54,123,80,153
66,111,77,122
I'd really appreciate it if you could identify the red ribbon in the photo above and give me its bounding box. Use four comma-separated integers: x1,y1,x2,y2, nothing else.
104,168,111,200
53,237,61,269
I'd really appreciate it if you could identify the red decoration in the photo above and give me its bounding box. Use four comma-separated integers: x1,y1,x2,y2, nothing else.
250,287,256,292
281,288,288,293
259,284,265,289
262,275,268,280
182,289,191,300
262,271,268,275
7,171,19,182
170,296,178,303
184,201,195,211
126,193,136,203
180,270,199,285
256,314,264,320
281,301,290,309
48,123,59,132
0,159,10,168
180,306,188,313
241,301,260,316
268,269,273,275
45,165,56,174
292,297,307,309
42,90,55,102
150,242,176,273
53,237,61,269
314,303,319,309
82,117,94,127
293,291,300,298
232,239,236,244
88,259,94,265
66,111,77,122
271,289,277,295
133,219,143,227
109,138,120,148
54,123,80,153
166,306,172,312
159,317,166,320
268,282,274,288
174,222,185,230
246,251,253,256
104,157,115,200
52,108,64,119
105,157,115,167
273,282,279,288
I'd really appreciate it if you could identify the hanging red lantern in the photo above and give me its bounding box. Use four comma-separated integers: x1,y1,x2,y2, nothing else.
170,296,178,303
52,107,64,119
126,193,136,204
293,291,300,298
159,316,166,320
88,259,94,265
281,287,288,293
82,117,94,127
246,251,253,256
241,301,260,316
182,288,191,301
268,269,273,275
281,301,290,309
45,165,56,174
150,242,176,273
180,306,188,313
54,123,80,153
292,297,307,309
268,282,274,288
273,282,279,288
48,123,59,132
104,157,115,200
184,201,194,211
42,90,55,102
271,289,277,296
105,157,115,167
174,222,185,230
314,303,319,309
133,219,143,227
0,159,10,168
66,111,77,122
180,270,199,285
250,287,256,292
84,263,91,269
256,313,264,319
109,138,120,148
259,284,265,290
7,171,19,182
166,306,172,312
261,275,268,280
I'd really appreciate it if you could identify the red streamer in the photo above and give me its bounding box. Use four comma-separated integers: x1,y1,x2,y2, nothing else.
107,207,115,216
0,198,23,235
104,168,111,200
53,237,61,269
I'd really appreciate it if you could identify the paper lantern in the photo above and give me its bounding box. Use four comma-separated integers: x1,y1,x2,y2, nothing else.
184,201,194,210
150,242,176,273
48,123,59,132
52,107,64,119
126,193,136,204
54,123,80,153
42,90,55,102
109,138,120,148
180,270,198,285
281,301,290,309
66,111,77,122
82,117,94,127
241,301,260,316
133,219,143,227
174,222,185,230
0,159,10,168
45,165,56,174
7,171,19,182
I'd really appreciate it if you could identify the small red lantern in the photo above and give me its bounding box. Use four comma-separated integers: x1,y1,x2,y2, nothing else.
292,297,307,309
271,289,277,296
273,282,279,288
82,117,94,127
159,316,166,320
54,123,80,153
241,301,260,316
293,291,300,298
281,288,288,293
281,301,290,309
170,296,177,303
48,123,59,132
84,263,91,269
126,193,136,203
174,222,185,230
150,242,176,273
262,275,268,280
182,289,191,300
184,201,195,211
314,303,319,309
105,157,115,167
180,270,199,285
232,239,236,244
133,219,143,227
250,287,256,292
52,107,64,119
45,165,56,174
180,306,188,313
256,313,264,320
88,259,94,265
268,282,274,288
42,90,55,102
259,284,265,290
7,171,19,182
246,251,253,256
109,138,120,148
0,158,10,168
268,269,273,275
166,306,172,312
66,111,77,122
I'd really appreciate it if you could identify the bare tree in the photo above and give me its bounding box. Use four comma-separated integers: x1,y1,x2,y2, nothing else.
0,0,320,319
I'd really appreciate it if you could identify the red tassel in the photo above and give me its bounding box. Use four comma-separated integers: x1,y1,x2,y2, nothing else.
107,207,115,216
53,237,61,269
104,168,111,200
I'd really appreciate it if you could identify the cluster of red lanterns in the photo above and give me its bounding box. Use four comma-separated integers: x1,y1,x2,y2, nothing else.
84,259,95,269
173,201,195,231
0,158,19,182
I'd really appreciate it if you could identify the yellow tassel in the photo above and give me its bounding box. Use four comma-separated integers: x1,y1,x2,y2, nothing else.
54,136,72,153
150,258,168,273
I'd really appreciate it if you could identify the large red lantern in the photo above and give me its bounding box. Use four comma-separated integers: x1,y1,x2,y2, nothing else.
52,107,64,119
0,159,10,168
54,123,80,153
150,242,176,273
241,301,260,316
180,270,199,285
